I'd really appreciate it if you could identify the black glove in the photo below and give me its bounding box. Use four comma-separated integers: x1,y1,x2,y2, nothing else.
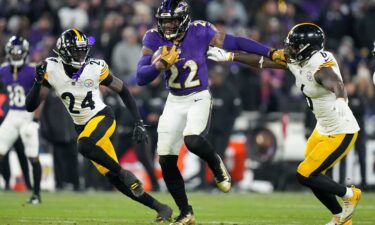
35,60,47,84
133,120,148,144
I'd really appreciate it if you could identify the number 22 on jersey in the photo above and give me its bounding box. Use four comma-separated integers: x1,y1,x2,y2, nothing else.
168,60,200,89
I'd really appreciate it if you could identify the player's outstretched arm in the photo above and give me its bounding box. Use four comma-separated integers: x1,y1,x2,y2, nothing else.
26,61,50,112
207,47,287,69
101,72,148,143
209,31,285,63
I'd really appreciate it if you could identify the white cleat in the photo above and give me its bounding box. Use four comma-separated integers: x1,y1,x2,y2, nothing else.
326,215,352,225
339,186,361,225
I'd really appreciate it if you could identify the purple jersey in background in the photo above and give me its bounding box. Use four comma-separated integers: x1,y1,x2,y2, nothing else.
143,20,216,96
0,64,35,110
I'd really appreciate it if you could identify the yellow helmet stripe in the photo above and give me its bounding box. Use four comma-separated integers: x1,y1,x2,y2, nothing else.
71,28,83,41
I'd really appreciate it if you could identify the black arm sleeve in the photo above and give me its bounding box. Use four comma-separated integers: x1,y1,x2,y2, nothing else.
118,84,141,121
26,82,42,112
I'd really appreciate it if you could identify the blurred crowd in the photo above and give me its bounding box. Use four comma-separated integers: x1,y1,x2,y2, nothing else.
1,0,375,190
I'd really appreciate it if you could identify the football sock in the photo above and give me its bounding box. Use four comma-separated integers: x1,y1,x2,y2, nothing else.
343,187,354,198
0,156,10,189
311,187,342,214
159,155,189,213
296,173,347,197
184,135,221,172
78,138,122,173
105,171,161,210
31,161,42,195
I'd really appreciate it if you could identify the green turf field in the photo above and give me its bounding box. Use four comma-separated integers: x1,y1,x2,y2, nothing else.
0,191,373,224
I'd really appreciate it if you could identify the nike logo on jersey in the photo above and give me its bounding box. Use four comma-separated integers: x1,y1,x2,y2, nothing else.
194,99,202,102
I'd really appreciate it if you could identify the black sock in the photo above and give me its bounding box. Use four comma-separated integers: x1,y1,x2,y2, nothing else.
296,173,347,197
1,156,10,189
31,161,42,195
78,138,122,173
159,155,189,213
311,187,342,214
184,135,220,172
105,171,162,210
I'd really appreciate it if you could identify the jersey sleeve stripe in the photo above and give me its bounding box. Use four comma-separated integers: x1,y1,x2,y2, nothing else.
100,64,108,73
99,69,110,81
319,60,336,69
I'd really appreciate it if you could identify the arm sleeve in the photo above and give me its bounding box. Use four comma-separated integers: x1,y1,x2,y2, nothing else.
26,82,42,112
118,83,141,121
136,55,160,86
223,34,270,57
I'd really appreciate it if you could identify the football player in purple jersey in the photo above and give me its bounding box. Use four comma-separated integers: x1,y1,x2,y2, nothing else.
136,0,284,224
0,36,43,204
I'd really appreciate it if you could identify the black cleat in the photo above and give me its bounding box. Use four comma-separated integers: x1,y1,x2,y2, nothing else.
118,169,144,197
155,204,173,223
169,206,195,225
27,194,41,205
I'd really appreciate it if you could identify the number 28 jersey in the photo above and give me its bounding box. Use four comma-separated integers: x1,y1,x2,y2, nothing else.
288,50,359,135
44,57,108,125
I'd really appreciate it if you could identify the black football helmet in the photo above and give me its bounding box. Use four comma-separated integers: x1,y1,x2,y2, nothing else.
54,28,90,68
5,36,29,67
155,0,190,40
284,23,325,64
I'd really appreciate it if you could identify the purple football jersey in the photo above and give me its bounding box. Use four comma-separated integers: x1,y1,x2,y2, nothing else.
0,64,36,110
143,20,216,95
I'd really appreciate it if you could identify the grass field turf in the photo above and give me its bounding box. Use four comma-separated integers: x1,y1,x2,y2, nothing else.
0,191,373,225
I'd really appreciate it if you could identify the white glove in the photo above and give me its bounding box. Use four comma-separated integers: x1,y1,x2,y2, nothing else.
207,46,233,62
333,98,348,117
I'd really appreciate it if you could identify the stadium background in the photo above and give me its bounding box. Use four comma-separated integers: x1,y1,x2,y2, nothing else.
1,0,375,192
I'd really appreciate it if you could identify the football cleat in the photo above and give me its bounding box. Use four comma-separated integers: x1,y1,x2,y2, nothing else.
339,186,362,225
212,155,231,193
27,194,41,205
118,169,144,197
326,215,352,225
169,206,195,225
155,204,173,223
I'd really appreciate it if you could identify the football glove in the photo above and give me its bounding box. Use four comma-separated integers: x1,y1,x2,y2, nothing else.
160,45,179,68
207,46,234,62
269,48,287,67
133,120,149,144
333,98,348,117
35,60,47,84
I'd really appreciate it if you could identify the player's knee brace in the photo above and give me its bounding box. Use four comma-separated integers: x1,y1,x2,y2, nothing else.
159,155,180,180
77,138,96,158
